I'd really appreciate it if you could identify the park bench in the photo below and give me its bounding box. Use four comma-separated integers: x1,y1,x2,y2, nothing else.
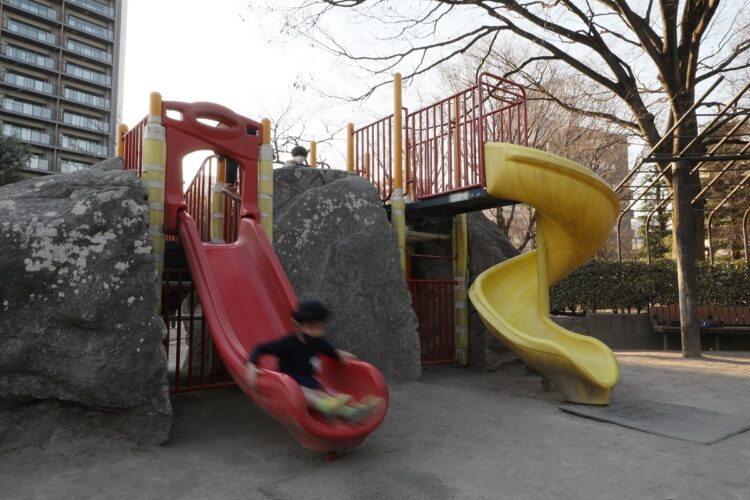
651,305,750,350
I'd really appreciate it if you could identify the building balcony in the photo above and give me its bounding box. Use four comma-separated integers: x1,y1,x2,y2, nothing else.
61,111,110,134
65,63,112,87
1,43,56,70
3,0,60,22
3,124,52,146
26,155,51,172
59,134,108,157
59,158,91,173
1,97,53,120
66,0,115,19
65,14,113,41
2,18,58,46
2,72,55,95
65,39,112,64
62,87,110,109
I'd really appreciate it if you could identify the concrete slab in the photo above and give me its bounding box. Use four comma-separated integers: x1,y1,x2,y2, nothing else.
559,398,750,444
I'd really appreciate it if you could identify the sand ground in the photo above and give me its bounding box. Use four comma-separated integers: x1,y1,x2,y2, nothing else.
1,351,749,500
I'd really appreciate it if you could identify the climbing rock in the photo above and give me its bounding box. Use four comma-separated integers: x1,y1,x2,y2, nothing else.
273,167,421,381
0,158,171,448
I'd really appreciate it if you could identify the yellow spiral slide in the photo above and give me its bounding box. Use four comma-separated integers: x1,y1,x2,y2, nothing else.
469,143,620,404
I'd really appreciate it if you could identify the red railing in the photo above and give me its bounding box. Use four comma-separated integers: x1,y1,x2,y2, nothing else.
184,155,242,243
408,279,456,365
162,268,233,392
122,116,147,175
352,108,408,201
406,72,527,200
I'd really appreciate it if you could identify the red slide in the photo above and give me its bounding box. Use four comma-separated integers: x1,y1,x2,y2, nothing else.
177,210,388,453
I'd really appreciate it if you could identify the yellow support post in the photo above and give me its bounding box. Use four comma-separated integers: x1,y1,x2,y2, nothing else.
259,118,274,243
391,73,407,272
453,213,469,366
116,123,128,158
453,96,461,189
210,156,226,243
142,92,166,309
347,123,354,172
310,141,317,168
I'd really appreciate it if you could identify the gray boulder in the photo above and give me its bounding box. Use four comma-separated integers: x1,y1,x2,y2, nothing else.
0,158,170,448
273,167,421,381
466,211,521,372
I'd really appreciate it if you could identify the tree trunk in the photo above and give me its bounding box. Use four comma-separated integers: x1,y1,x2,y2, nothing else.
672,160,701,357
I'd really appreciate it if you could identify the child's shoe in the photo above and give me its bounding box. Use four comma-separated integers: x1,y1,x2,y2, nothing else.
313,395,346,417
335,396,383,424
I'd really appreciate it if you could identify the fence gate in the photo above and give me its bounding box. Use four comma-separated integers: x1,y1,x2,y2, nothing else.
408,279,456,365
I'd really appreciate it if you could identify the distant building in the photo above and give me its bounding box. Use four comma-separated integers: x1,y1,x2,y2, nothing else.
0,0,126,174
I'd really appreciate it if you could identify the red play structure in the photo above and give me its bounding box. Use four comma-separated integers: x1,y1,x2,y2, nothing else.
123,101,388,455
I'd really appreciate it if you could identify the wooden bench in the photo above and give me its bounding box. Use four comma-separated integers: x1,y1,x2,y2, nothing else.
651,305,750,350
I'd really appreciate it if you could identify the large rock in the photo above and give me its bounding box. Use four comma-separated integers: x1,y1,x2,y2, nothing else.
0,158,170,448
273,167,421,381
466,211,521,372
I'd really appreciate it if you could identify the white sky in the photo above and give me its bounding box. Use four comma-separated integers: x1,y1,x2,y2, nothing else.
121,0,387,171
121,0,747,177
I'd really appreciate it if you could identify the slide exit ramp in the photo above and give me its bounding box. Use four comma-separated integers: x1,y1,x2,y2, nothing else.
469,143,620,405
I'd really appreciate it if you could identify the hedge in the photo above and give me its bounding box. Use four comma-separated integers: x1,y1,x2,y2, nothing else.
550,260,750,314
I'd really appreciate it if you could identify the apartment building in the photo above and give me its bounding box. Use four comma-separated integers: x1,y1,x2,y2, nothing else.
0,0,125,174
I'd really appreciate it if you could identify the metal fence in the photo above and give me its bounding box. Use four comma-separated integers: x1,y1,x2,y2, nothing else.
408,279,456,365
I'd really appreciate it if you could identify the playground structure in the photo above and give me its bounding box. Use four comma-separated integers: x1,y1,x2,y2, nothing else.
613,77,750,264
118,71,622,455
121,97,388,457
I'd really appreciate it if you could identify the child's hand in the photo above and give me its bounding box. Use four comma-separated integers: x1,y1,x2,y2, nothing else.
337,350,357,364
245,362,259,387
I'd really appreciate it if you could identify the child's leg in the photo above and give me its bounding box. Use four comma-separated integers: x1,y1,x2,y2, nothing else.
300,387,348,415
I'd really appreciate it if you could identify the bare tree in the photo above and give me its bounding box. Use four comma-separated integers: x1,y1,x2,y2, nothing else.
255,0,750,357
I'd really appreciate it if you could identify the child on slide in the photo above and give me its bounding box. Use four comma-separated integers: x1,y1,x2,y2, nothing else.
245,299,382,423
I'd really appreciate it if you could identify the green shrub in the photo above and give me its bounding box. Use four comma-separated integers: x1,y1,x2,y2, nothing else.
550,259,750,314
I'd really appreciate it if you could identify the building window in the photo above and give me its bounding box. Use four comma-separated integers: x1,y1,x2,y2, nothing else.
67,0,115,18
60,134,108,156
65,38,112,63
2,97,53,119
59,158,90,173
62,87,110,109
65,62,111,86
1,43,56,69
3,17,58,45
2,123,51,145
66,14,113,40
4,0,60,21
26,155,51,171
3,72,55,94
62,110,110,133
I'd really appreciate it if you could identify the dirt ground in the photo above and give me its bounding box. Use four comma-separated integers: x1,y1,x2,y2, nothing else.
1,350,749,500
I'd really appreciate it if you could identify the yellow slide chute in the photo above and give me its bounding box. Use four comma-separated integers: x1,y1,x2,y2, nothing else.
469,143,620,405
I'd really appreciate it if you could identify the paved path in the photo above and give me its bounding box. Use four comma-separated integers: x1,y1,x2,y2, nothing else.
2,351,749,499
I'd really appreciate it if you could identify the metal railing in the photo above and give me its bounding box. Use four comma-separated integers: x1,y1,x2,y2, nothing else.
65,38,112,63
59,158,89,173
25,156,50,171
352,108,407,201
162,268,233,393
184,155,241,244
408,279,456,365
62,110,110,133
65,63,112,86
60,134,108,156
122,116,146,175
3,124,51,145
406,72,527,199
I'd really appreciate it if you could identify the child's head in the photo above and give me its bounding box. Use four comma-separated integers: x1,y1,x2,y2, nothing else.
292,300,331,337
